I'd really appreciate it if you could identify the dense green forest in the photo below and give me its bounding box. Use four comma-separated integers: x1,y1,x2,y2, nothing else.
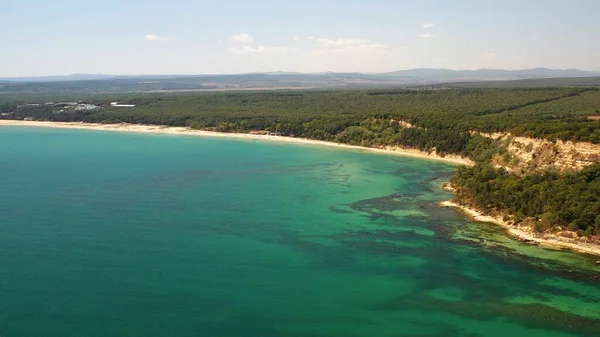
3,87,600,143
2,87,600,235
452,163,600,236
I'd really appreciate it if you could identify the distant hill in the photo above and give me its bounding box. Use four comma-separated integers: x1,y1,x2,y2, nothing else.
1,68,599,93
0,74,122,83
2,68,598,83
383,68,599,81
420,77,600,89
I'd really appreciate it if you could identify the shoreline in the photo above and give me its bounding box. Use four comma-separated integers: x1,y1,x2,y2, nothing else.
439,200,600,257
0,120,474,166
8,120,599,258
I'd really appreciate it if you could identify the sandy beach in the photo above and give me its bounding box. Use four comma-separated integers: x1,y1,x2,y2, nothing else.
0,120,474,166
9,120,600,256
440,200,600,257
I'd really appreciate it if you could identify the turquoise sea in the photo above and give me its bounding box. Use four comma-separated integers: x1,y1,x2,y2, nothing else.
1,126,599,337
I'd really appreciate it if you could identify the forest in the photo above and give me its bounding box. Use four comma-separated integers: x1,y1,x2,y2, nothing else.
452,163,600,236
3,87,600,142
2,87,600,234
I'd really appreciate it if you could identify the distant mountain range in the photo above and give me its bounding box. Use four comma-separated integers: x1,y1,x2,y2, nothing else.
1,68,599,93
1,68,599,83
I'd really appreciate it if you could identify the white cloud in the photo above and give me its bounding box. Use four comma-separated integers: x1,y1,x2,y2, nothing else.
397,46,408,51
484,52,497,57
144,34,167,41
231,33,254,44
307,36,315,40
292,37,301,40
418,33,434,38
511,55,524,60
316,38,369,47
312,38,387,53
228,45,287,54
422,23,436,28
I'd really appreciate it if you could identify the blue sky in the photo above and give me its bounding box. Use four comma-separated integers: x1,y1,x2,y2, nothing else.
1,0,599,76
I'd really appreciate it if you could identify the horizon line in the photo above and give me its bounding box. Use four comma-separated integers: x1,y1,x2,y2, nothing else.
2,67,600,79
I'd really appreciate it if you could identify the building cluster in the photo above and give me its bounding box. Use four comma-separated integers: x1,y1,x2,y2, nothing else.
48,102,101,113
3,100,137,121
14,101,102,115
54,104,101,114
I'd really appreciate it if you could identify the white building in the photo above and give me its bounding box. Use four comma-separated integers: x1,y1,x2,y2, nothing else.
110,102,136,108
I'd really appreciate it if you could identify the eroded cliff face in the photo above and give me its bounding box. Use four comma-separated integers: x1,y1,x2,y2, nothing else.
484,134,600,174
370,120,600,174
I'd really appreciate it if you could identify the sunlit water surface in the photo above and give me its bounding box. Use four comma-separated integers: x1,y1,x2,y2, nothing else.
1,127,599,337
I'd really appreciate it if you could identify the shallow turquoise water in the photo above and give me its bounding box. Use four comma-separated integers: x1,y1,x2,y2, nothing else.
0,127,599,337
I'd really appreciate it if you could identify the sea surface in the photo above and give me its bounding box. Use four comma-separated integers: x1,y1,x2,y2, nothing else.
1,127,599,337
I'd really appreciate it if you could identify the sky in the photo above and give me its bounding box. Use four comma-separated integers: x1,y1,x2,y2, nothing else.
1,0,599,76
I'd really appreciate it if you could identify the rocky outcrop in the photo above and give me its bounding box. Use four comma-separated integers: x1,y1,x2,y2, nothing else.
478,132,600,174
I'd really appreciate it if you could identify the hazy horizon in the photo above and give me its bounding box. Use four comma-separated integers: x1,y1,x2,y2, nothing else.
2,0,600,77
2,67,600,80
